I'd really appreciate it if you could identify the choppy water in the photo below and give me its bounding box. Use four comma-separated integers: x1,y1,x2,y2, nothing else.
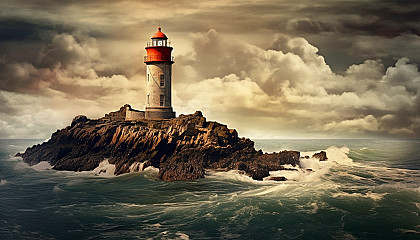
0,139,419,239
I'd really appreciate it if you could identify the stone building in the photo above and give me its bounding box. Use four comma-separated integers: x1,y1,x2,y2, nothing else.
103,104,145,121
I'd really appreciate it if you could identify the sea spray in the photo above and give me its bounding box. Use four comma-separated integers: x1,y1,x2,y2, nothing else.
129,162,145,173
92,159,116,176
31,161,53,170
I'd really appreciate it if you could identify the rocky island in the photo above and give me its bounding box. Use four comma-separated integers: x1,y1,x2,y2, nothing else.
16,28,328,181
16,107,327,181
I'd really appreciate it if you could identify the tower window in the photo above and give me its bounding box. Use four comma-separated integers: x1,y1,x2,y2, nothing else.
147,74,149,82
147,94,150,105
160,74,165,87
160,95,164,106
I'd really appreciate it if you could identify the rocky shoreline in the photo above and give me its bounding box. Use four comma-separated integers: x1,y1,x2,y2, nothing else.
16,109,326,181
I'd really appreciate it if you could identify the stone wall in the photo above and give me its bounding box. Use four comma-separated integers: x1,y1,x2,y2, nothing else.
126,110,145,121
102,104,145,121
104,106,127,121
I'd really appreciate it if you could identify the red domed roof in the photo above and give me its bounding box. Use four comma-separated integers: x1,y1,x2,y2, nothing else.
152,27,168,39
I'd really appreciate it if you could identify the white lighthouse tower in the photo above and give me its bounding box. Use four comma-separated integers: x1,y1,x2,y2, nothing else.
144,27,175,119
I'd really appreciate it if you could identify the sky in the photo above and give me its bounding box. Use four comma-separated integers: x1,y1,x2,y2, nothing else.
0,0,419,139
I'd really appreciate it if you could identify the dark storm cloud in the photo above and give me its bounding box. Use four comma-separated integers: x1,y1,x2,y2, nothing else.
0,19,48,41
281,0,420,36
0,18,138,95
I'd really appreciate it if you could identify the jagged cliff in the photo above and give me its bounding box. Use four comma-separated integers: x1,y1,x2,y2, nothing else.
17,110,324,181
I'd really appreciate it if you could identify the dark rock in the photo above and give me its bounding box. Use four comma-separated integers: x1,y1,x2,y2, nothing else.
247,165,270,180
268,176,287,181
193,111,203,117
312,151,328,161
71,115,88,127
16,110,302,181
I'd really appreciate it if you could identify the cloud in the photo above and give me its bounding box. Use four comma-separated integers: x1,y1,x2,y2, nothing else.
324,115,380,133
174,29,420,138
0,29,147,138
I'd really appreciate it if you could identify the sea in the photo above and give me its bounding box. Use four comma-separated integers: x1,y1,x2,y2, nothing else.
0,139,419,240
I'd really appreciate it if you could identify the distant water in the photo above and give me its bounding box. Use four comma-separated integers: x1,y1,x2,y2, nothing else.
0,139,419,239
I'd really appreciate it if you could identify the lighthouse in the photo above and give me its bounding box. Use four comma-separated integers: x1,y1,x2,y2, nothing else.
144,27,176,119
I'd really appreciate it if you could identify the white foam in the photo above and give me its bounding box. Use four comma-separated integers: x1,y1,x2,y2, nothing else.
376,182,420,193
301,146,352,165
176,232,190,240
7,155,22,161
13,160,53,171
117,203,147,208
137,166,160,180
13,161,30,170
274,146,354,182
267,167,329,183
31,161,53,170
266,146,352,183
143,166,159,174
206,170,269,184
92,159,116,176
396,229,420,234
332,191,387,201
52,186,61,193
0,179,7,185
242,184,291,197
207,145,353,184
297,202,319,214
129,162,145,173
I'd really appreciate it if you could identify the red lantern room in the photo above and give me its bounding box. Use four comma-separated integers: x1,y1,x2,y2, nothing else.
144,27,174,63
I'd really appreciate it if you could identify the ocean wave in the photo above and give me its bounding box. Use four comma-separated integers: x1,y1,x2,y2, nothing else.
13,160,53,171
175,232,190,240
359,147,378,151
396,229,420,235
154,231,190,240
332,191,387,201
7,155,22,161
347,164,420,189
241,184,293,197
16,209,38,212
53,185,64,192
375,182,420,194
302,146,352,165
206,170,267,184
0,179,7,185
296,202,321,214
207,146,353,186
31,161,53,170
207,145,409,200
92,159,116,177
117,203,147,208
